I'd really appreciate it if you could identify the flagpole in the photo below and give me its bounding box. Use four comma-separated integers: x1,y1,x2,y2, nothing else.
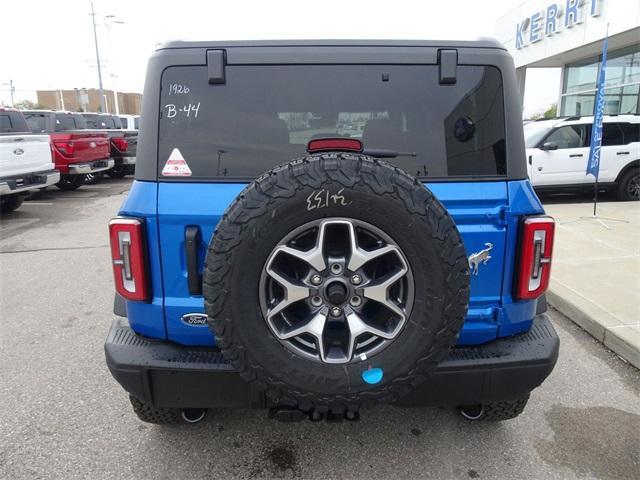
593,175,598,216
591,23,608,219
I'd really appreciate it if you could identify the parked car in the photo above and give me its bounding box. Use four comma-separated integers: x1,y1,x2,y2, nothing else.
82,113,137,180
118,114,139,131
105,40,559,425
22,110,112,190
524,115,640,200
0,108,59,213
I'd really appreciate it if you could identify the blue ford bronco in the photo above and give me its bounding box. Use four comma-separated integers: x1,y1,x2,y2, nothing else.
105,40,559,424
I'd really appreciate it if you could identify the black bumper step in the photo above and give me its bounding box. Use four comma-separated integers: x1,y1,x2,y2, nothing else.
105,315,559,409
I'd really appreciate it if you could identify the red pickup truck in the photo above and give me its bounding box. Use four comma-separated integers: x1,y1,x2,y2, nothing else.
22,110,112,190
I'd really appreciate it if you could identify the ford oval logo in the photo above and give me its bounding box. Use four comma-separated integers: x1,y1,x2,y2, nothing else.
89,142,96,148
13,148,24,155
181,313,209,327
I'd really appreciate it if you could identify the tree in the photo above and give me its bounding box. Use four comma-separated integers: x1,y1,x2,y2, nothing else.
528,103,558,121
542,103,558,119
13,99,43,110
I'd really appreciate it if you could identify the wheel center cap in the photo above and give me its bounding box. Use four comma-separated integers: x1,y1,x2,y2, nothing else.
325,280,348,305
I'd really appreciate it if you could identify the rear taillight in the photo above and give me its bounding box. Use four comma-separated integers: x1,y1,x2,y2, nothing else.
307,138,363,153
515,216,555,300
112,137,128,152
54,141,75,156
109,217,150,302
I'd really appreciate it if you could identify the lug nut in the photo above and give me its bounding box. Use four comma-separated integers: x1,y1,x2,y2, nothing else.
310,296,323,307
349,296,362,307
330,307,342,317
311,274,322,285
351,274,362,285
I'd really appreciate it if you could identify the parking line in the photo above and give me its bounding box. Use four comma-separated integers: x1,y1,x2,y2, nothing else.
23,202,54,206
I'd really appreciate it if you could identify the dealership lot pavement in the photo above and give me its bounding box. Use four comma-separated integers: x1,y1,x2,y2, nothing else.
1,181,638,480
542,197,640,369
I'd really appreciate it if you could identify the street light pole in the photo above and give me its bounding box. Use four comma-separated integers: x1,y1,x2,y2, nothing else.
90,1,106,113
104,15,125,115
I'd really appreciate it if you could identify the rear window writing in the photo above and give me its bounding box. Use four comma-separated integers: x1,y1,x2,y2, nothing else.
158,65,507,180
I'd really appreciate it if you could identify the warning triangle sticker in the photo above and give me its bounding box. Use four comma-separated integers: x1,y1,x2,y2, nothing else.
162,148,192,177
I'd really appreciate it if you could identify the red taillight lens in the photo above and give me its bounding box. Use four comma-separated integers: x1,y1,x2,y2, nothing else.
515,216,555,300
109,217,150,302
307,138,363,153
112,137,128,152
54,141,75,156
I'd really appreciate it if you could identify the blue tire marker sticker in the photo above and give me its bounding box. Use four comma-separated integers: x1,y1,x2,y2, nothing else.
362,368,383,385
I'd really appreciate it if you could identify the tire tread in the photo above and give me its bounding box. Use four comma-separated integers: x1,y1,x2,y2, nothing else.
204,153,470,413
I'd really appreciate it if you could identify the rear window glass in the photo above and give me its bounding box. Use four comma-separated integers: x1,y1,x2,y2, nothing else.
55,113,87,131
24,113,48,133
158,65,506,180
0,115,10,131
0,111,29,133
83,114,103,129
106,116,122,129
134,117,139,129
82,114,121,129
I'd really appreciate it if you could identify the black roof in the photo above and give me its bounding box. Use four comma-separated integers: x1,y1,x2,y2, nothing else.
157,38,506,51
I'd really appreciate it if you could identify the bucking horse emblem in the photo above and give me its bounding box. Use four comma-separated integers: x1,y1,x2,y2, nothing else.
468,243,493,276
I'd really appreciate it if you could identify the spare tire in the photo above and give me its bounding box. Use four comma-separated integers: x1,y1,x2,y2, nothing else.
204,153,470,414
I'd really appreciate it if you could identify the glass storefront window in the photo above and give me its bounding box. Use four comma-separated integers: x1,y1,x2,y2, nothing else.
560,45,640,116
621,84,640,114
564,63,598,94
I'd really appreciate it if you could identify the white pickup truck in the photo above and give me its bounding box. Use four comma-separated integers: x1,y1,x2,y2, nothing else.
0,108,59,213
524,115,640,201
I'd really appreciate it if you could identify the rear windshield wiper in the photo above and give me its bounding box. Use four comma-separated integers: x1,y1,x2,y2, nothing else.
362,149,417,159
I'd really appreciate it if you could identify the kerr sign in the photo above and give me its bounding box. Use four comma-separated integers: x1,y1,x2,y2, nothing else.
516,0,603,49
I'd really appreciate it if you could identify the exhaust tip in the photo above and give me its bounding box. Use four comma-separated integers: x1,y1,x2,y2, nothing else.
458,405,484,421
181,408,207,424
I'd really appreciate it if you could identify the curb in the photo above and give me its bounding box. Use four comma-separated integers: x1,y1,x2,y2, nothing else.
547,286,640,369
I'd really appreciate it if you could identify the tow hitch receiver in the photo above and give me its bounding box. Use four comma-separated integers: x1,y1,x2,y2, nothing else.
268,407,361,423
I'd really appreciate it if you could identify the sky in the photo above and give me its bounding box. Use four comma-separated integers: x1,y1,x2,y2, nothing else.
0,0,560,117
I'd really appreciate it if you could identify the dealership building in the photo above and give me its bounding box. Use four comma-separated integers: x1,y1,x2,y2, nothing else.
496,0,639,116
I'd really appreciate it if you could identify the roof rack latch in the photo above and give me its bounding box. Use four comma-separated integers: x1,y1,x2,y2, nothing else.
438,49,458,85
207,50,226,85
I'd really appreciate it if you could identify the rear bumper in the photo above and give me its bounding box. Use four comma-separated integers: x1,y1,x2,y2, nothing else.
0,169,60,195
105,314,559,409
67,159,114,175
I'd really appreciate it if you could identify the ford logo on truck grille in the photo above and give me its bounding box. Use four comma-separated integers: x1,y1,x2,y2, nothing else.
181,313,208,327
13,148,24,155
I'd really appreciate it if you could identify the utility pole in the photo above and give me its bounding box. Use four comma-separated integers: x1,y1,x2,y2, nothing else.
9,80,14,107
90,1,106,113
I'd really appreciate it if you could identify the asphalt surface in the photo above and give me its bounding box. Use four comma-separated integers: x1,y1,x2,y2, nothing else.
1,179,638,480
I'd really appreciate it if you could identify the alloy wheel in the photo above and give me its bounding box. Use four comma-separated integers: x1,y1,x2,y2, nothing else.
259,218,414,364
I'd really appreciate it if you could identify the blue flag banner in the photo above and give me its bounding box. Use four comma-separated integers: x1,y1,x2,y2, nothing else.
586,36,608,178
